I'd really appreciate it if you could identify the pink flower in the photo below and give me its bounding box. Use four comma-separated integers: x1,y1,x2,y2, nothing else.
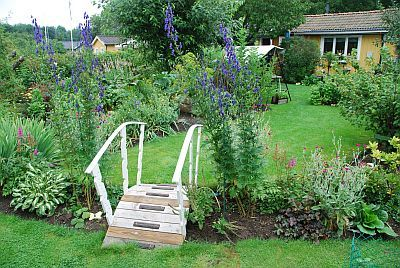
288,158,297,169
356,143,360,147
33,148,38,156
17,127,23,138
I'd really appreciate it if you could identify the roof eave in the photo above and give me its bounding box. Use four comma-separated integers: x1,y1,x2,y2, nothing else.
293,29,388,35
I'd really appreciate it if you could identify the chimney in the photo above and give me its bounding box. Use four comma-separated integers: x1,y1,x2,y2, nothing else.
325,2,330,14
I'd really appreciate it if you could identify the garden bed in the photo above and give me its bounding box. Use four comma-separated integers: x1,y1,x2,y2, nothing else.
187,211,276,243
0,194,107,232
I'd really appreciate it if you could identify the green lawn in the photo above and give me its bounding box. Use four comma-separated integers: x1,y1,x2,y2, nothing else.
1,213,399,267
102,85,372,187
0,213,374,268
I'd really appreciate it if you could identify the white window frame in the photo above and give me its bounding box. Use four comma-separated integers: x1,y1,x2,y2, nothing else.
320,35,362,60
278,36,284,45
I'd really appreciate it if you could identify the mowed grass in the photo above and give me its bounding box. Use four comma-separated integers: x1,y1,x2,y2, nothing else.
103,85,372,187
4,213,399,268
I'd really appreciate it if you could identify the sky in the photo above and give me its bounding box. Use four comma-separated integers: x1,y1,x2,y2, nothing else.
0,0,101,29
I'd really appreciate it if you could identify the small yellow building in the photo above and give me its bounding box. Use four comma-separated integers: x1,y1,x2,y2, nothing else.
91,36,122,54
291,10,396,69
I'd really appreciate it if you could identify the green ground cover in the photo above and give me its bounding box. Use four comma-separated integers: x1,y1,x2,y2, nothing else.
103,85,372,187
3,213,399,268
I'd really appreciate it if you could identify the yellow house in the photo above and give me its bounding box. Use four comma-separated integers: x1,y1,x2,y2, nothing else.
291,10,396,69
91,36,122,54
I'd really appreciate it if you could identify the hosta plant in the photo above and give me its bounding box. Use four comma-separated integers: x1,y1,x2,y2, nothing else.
355,203,398,237
11,164,69,216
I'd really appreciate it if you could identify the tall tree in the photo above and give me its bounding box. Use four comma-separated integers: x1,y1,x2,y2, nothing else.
307,0,400,14
384,6,400,53
237,0,308,39
106,0,241,59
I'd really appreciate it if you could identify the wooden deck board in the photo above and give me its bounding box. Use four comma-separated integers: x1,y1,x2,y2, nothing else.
106,226,184,245
113,208,182,224
117,201,178,214
120,194,190,208
111,217,182,233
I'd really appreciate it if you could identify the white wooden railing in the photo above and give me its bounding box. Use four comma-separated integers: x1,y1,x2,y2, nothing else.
85,122,146,225
172,124,203,236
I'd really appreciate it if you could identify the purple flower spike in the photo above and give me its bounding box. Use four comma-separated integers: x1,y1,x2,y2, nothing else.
17,127,24,138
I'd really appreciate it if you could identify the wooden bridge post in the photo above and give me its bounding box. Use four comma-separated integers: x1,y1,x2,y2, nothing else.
137,124,145,186
121,126,129,194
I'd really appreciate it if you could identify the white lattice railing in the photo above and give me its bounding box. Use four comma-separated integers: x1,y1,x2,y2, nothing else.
172,124,203,236
85,122,146,225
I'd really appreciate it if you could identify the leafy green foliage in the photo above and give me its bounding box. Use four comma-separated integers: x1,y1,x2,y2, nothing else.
383,7,400,52
310,79,341,105
187,186,217,229
0,117,59,160
238,0,307,38
337,47,400,137
0,117,60,194
355,203,398,237
71,207,90,228
306,0,395,14
281,37,321,83
107,0,241,66
108,79,178,141
27,88,46,120
305,140,369,236
190,26,271,217
274,196,329,242
256,179,285,214
10,164,69,217
301,75,320,86
368,137,400,172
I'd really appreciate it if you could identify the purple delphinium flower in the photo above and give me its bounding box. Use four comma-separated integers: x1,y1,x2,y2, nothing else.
33,148,39,156
31,16,45,53
164,2,180,56
80,12,92,49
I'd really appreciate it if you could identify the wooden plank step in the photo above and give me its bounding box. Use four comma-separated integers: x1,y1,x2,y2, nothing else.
113,208,182,224
121,194,189,208
117,201,179,214
106,226,184,245
125,187,189,200
111,217,182,234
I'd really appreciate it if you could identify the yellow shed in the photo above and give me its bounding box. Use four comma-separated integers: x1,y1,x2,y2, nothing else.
291,10,396,70
91,36,122,54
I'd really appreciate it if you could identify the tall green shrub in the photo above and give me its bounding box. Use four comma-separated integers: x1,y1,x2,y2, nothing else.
281,37,320,83
191,25,270,217
337,47,400,137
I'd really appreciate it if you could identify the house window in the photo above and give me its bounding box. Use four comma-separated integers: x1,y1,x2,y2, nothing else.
347,37,359,55
323,38,334,53
335,38,346,55
260,38,272,45
321,36,361,59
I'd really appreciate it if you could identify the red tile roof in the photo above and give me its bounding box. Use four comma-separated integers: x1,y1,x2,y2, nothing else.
292,10,388,34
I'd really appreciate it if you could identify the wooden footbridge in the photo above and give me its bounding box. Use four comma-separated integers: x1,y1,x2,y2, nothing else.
85,122,202,248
